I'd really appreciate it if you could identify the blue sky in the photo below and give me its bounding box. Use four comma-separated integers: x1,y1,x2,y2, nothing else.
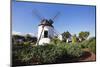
12,0,96,37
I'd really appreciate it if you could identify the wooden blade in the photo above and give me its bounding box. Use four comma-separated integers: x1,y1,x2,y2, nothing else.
52,12,60,21
33,9,44,20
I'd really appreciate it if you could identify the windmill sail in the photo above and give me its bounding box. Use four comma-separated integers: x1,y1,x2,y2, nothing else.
33,9,44,20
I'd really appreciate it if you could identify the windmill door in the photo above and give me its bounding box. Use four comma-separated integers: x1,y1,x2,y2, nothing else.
44,30,48,38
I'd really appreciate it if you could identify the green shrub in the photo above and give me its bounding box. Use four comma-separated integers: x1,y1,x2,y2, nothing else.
72,35,77,44
32,43,83,64
12,43,84,65
88,37,96,54
79,40,89,48
65,44,83,58
12,44,34,66
51,38,62,45
79,37,96,54
23,42,30,46
32,44,66,64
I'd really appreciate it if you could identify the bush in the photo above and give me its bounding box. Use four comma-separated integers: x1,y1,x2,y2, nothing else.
32,44,66,64
72,35,77,44
65,44,83,58
51,37,62,45
79,37,96,54
24,42,31,46
12,44,34,66
79,40,89,48
88,37,96,54
12,43,84,65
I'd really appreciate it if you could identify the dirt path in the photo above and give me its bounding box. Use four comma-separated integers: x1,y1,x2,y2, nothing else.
80,48,96,61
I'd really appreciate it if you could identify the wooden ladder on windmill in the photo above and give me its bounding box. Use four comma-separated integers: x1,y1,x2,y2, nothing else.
36,25,45,45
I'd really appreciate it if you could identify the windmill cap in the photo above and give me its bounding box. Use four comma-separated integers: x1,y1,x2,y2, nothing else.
38,19,54,27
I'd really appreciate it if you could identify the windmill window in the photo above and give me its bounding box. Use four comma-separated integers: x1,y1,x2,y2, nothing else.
44,31,48,38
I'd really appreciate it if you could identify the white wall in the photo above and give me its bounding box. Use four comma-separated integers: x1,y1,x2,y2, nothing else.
38,25,54,45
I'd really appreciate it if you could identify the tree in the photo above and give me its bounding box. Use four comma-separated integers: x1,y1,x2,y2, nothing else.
62,31,71,42
12,34,25,45
51,36,61,45
72,34,77,44
24,34,37,44
79,31,90,41
25,34,32,41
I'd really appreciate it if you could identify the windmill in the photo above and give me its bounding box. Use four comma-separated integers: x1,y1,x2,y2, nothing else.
33,9,62,45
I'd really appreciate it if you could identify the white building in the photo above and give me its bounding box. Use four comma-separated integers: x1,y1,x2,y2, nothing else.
37,19,54,45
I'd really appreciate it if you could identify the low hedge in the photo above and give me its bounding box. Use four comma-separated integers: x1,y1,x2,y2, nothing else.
12,43,84,65
31,44,83,64
31,44,66,64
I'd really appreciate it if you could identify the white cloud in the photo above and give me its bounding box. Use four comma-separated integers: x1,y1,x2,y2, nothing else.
12,31,22,35
12,31,37,37
24,33,35,36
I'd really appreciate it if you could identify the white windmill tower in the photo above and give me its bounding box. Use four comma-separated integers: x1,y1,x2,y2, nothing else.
33,10,62,45
37,19,54,45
